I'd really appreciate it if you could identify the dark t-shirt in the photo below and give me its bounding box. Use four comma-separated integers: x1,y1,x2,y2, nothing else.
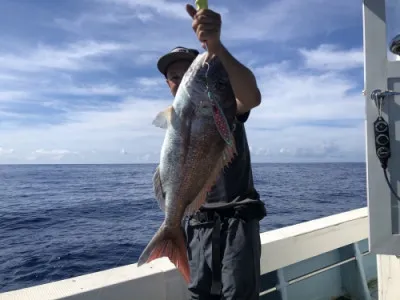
201,110,267,219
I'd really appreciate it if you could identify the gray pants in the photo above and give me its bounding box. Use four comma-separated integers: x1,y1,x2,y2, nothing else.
183,210,261,300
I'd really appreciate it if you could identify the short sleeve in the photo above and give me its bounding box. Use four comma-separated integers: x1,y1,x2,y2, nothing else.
236,110,250,123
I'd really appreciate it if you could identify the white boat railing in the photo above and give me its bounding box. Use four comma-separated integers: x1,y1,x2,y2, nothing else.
0,207,372,300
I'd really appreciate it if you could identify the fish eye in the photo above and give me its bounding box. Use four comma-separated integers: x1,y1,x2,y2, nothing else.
197,101,212,115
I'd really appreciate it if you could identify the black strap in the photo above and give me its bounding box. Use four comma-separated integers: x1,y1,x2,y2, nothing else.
210,213,222,295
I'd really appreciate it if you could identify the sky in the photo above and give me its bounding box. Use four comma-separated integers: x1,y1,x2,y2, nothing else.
0,0,399,164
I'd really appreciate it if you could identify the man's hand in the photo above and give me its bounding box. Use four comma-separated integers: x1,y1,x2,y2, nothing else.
186,4,222,55
186,4,261,114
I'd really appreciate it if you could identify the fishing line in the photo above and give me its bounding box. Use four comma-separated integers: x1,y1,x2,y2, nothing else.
203,60,233,148
90,230,147,299
196,1,233,147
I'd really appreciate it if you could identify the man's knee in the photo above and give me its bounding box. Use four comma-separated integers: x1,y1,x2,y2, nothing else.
221,256,261,299
221,218,261,299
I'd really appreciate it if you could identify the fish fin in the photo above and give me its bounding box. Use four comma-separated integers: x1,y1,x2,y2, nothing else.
137,222,190,283
152,105,173,129
184,136,237,216
184,187,208,216
152,165,166,212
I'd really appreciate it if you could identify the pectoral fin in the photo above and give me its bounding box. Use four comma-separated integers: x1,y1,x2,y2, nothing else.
152,105,173,129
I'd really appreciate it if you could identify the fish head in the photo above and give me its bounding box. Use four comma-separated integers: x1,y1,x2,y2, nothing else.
179,52,237,128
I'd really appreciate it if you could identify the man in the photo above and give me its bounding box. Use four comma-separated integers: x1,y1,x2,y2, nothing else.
156,4,267,300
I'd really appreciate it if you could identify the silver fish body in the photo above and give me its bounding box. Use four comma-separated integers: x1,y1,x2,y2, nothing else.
137,52,237,283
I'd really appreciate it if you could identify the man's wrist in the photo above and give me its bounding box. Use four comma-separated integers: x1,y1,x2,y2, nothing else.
213,41,225,57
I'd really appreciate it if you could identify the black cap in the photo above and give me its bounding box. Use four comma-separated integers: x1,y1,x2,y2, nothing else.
157,46,199,76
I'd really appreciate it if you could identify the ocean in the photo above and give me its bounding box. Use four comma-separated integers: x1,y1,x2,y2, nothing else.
0,163,366,293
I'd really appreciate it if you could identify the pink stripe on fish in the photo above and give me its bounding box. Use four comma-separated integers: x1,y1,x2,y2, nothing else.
211,101,233,147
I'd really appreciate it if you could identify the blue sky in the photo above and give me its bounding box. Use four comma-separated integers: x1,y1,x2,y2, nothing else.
0,0,398,164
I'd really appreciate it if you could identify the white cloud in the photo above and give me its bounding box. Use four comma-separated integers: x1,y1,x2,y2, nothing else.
221,0,359,42
0,40,135,73
0,96,170,163
243,45,365,162
251,59,363,124
97,0,230,20
97,0,191,20
0,147,14,155
26,149,81,161
0,0,368,164
135,77,166,89
0,44,365,164
0,91,29,102
299,44,364,71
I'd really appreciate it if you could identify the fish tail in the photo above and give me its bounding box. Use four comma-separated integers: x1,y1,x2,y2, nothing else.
137,222,190,283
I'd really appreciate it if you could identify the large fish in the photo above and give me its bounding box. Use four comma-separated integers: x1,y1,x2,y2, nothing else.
137,52,237,283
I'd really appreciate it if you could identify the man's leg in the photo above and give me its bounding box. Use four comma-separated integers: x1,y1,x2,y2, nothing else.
183,216,221,300
220,218,261,300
